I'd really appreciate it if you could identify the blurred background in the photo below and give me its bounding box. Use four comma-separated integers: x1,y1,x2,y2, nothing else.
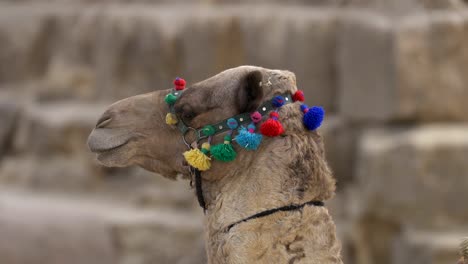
0,0,467,263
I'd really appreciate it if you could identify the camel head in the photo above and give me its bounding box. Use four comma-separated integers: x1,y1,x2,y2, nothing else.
88,66,293,177
87,66,330,197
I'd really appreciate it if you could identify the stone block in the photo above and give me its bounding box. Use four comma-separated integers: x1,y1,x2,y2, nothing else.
396,12,468,121
110,209,205,264
0,190,117,264
13,102,108,156
239,7,339,111
355,125,468,228
0,155,197,210
0,7,53,83
0,190,204,264
392,229,467,264
338,10,468,122
320,115,357,186
0,98,20,157
0,5,339,109
337,11,397,121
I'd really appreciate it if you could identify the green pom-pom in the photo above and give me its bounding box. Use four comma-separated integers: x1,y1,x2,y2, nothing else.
201,125,216,136
211,135,237,162
165,93,177,105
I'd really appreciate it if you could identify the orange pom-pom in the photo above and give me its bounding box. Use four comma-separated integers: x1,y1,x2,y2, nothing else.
260,112,284,137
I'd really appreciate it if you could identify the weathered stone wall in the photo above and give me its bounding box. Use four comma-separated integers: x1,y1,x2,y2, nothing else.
0,1,467,264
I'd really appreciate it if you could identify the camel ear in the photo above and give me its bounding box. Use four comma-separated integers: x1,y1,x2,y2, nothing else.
236,70,264,113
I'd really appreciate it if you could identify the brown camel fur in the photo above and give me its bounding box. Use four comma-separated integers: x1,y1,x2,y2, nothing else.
87,66,342,264
459,238,468,264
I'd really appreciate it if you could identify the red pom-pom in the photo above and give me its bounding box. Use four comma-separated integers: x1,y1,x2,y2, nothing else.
269,112,279,119
260,112,284,137
174,77,186,91
292,90,305,102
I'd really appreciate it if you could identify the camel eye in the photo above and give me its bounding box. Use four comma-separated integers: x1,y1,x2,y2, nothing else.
183,112,195,120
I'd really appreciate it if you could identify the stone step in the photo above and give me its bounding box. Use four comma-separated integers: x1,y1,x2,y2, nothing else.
393,228,468,264
0,95,20,157
0,4,339,110
338,9,468,122
0,189,205,264
1,4,467,118
13,101,108,156
0,155,199,210
1,0,465,10
320,115,357,186
349,125,468,264
355,124,468,228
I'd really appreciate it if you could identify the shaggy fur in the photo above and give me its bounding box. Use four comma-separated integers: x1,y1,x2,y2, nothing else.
87,66,343,263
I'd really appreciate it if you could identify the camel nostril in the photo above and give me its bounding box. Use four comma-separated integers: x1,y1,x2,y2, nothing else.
96,115,112,129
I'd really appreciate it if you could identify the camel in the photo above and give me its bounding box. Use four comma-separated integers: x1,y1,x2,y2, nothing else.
459,238,468,264
87,66,342,264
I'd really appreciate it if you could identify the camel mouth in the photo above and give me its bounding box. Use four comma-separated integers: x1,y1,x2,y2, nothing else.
91,140,127,154
87,128,133,155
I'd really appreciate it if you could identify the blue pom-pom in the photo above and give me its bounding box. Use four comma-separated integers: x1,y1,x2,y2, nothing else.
236,127,263,150
300,104,308,113
303,106,325,130
227,118,239,130
272,96,285,108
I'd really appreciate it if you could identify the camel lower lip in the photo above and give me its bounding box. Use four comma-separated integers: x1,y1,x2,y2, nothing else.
93,142,127,154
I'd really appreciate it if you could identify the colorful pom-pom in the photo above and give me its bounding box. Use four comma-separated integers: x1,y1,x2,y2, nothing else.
174,77,186,91
272,95,285,108
303,106,325,131
165,113,178,125
250,111,262,123
227,118,239,130
183,147,211,171
165,93,177,105
260,111,284,137
293,90,305,102
211,135,237,162
236,126,263,150
201,125,216,136
200,142,211,154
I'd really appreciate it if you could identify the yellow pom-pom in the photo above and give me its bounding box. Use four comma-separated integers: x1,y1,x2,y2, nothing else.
166,113,178,125
183,148,211,171
201,142,210,151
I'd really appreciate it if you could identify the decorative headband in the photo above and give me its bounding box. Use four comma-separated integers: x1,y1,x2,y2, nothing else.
165,78,324,171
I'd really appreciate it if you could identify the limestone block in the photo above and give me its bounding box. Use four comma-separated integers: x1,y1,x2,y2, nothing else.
355,125,468,228
239,7,339,111
0,156,97,191
0,190,204,264
0,190,117,264
396,12,468,121
0,5,339,109
338,10,468,121
320,115,357,186
0,155,196,210
392,229,467,264
13,102,107,156
0,98,19,157
110,209,204,264
337,11,397,121
0,7,53,83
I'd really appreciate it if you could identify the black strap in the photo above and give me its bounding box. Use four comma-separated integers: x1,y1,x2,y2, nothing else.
225,200,324,232
194,168,206,213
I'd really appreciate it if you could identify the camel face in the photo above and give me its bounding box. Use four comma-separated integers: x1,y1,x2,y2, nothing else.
87,90,187,178
87,66,294,179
